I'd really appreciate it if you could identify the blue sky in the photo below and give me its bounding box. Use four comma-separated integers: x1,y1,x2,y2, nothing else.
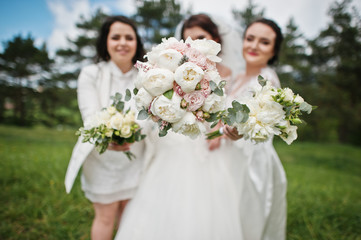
1,0,360,55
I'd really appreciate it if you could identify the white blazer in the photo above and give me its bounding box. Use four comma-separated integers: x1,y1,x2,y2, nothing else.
64,61,114,193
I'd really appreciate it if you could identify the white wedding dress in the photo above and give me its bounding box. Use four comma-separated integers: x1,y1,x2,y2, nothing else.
114,130,243,240
227,67,287,240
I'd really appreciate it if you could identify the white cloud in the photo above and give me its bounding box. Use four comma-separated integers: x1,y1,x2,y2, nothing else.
46,0,92,55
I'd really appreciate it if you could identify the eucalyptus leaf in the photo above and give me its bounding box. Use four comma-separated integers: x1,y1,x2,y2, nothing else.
300,102,313,114
133,88,139,95
214,87,224,96
137,109,149,120
116,101,125,112
218,80,227,88
125,89,132,101
258,75,267,87
209,81,217,91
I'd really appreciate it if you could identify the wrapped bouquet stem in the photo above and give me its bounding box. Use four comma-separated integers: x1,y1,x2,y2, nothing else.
77,91,146,160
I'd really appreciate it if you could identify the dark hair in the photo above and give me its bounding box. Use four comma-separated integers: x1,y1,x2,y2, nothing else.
181,14,222,45
244,18,283,65
96,15,145,63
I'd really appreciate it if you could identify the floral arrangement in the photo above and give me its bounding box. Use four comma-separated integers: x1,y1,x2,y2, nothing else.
133,37,227,139
76,91,145,160
207,76,316,145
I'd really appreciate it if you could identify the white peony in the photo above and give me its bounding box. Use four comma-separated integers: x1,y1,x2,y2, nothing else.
174,62,204,93
205,69,222,84
110,112,124,130
185,37,221,62
172,112,206,139
157,49,183,71
279,121,298,145
235,98,284,142
150,94,186,123
143,68,174,96
146,37,180,64
202,93,226,113
134,87,153,111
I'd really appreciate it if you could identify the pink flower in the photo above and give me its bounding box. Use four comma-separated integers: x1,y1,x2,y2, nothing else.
195,110,205,122
183,91,206,112
200,78,211,97
173,82,185,97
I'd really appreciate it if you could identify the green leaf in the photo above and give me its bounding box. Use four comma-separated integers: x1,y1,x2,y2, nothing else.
116,101,125,112
258,75,267,87
133,88,139,95
205,112,219,122
125,89,132,101
137,109,149,120
218,80,227,88
163,89,174,100
214,87,224,96
300,102,313,114
209,81,217,91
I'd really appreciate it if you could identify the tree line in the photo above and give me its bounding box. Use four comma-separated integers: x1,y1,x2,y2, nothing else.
0,0,360,145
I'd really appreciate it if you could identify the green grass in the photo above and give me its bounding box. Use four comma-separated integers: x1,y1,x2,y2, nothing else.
0,126,360,239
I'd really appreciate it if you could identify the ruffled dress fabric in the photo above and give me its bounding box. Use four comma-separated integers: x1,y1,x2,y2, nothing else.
115,131,243,240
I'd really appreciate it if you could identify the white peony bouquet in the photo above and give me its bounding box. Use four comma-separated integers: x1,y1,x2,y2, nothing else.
76,91,146,160
207,76,316,145
133,37,227,139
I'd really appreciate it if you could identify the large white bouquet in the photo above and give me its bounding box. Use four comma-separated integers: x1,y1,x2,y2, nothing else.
133,37,227,139
77,91,145,160
207,76,316,145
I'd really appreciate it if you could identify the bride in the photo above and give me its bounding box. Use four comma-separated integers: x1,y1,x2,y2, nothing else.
114,14,244,240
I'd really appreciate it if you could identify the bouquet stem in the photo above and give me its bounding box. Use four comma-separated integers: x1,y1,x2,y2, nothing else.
206,127,224,140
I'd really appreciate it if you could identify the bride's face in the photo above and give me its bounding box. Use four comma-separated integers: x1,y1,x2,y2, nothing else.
183,26,214,41
243,22,276,67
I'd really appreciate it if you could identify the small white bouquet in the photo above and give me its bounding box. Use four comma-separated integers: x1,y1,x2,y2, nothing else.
133,37,227,139
207,76,316,145
76,91,146,160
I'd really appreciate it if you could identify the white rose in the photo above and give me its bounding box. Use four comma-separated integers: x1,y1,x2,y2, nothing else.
150,94,186,123
174,62,204,93
157,49,183,71
172,112,206,139
107,106,117,115
283,88,294,102
120,125,132,138
203,93,226,113
96,110,112,125
185,37,221,62
294,94,304,104
110,112,124,130
134,88,153,111
123,111,135,125
143,68,174,96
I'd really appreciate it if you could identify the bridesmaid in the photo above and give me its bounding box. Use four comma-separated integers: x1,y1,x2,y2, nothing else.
64,15,148,240
224,18,287,240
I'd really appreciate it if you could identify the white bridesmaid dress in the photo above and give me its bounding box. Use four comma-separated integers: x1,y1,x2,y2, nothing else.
228,67,287,240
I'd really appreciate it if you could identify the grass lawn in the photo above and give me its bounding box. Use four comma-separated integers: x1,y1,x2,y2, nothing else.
0,125,360,239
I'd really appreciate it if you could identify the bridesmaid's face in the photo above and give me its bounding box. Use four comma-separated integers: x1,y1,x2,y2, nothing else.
107,21,137,65
183,26,215,42
243,22,276,67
